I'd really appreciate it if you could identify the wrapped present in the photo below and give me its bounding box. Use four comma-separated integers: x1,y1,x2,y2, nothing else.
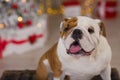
98,0,118,19
63,0,81,17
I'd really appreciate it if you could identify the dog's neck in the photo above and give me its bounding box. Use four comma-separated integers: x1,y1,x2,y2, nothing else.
57,38,68,57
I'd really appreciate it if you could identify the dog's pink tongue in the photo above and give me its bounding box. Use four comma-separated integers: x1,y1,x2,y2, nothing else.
69,45,81,53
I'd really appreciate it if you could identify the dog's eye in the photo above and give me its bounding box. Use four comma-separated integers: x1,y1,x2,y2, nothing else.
88,27,94,34
64,27,69,31
64,24,69,32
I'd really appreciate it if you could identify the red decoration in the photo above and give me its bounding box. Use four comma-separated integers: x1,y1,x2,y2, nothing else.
63,0,81,17
0,38,8,58
98,1,117,19
23,9,29,14
105,1,117,18
26,20,32,26
31,4,35,8
63,0,80,6
12,3,18,9
17,21,24,28
29,34,37,44
0,34,43,58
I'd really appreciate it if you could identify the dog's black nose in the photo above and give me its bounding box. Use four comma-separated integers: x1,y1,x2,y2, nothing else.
72,29,83,40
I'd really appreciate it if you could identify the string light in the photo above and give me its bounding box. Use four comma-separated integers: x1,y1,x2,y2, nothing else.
21,0,26,3
0,23,5,29
37,22,42,28
5,0,9,2
18,16,23,22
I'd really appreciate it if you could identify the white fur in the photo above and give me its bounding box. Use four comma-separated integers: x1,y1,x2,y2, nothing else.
43,59,52,73
54,78,60,80
57,36,111,80
44,59,62,80
57,16,112,80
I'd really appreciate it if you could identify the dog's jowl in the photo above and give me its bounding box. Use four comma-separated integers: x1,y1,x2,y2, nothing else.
36,16,112,80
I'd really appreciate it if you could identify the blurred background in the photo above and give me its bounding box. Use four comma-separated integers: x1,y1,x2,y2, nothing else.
0,0,120,77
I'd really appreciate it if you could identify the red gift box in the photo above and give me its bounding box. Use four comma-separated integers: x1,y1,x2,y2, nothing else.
98,1,117,19
63,0,81,17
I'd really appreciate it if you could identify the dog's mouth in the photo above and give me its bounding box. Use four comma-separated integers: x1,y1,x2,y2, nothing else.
67,41,94,56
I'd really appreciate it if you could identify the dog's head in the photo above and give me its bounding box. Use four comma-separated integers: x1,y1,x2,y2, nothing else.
60,16,106,56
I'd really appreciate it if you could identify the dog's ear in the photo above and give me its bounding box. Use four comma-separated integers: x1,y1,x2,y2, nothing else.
60,17,78,34
60,18,70,33
95,19,106,37
64,18,69,22
99,22,106,37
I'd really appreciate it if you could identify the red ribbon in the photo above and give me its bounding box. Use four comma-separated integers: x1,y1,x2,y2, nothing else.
98,1,117,19
0,34,43,58
0,38,8,58
63,1,80,6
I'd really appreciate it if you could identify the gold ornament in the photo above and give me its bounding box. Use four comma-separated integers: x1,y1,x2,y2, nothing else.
81,0,96,17
37,0,45,15
46,0,63,14
0,23,6,29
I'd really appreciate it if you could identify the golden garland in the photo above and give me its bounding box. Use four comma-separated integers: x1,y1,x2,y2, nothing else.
81,0,96,17
46,0,64,14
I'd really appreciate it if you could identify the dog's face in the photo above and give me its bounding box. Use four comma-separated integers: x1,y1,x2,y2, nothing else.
60,16,106,56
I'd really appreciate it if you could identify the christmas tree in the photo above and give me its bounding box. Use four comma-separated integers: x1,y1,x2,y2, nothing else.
0,0,47,58
0,0,44,29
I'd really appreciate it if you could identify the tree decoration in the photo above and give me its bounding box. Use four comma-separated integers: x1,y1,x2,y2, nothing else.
81,0,97,17
12,3,18,10
0,0,47,59
17,21,24,29
23,9,29,14
28,34,37,44
0,33,44,58
0,38,8,58
17,16,23,22
0,0,44,29
37,22,42,28
46,0,63,14
26,20,32,26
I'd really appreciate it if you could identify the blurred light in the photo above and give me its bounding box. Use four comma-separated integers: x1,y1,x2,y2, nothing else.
21,0,26,3
37,22,42,28
37,10,43,15
18,16,23,22
0,23,5,29
5,0,9,2
7,10,12,15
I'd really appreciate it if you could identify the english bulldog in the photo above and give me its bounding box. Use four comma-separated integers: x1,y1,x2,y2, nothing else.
36,16,112,80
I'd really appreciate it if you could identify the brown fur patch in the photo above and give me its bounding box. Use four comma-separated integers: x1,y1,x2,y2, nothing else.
36,43,62,80
61,17,78,39
99,22,106,37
